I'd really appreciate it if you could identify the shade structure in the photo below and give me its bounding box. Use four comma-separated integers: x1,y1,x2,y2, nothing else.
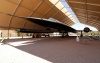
0,0,75,31
0,0,99,31
66,0,100,31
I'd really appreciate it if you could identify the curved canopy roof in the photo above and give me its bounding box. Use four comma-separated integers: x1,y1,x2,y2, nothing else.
1,0,99,31
66,0,100,31
0,0,75,30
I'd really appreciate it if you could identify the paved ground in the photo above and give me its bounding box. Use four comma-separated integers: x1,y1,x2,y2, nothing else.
0,37,100,63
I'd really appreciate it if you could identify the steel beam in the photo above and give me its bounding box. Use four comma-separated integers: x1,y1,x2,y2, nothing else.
57,11,68,20
77,19,100,27
6,0,32,11
7,0,22,39
74,7,100,14
68,0,100,7
23,0,44,30
76,14,99,22
51,6,65,18
41,0,59,18
77,15,100,23
75,12,100,19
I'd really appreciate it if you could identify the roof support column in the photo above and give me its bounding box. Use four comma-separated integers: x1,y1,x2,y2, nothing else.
7,0,22,39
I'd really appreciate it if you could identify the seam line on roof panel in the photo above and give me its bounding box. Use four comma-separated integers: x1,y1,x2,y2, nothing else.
41,0,60,18
84,0,88,23
51,6,65,18
6,0,61,17
6,0,70,29
62,14,71,20
69,1,100,7
45,0,74,25
74,7,100,14
60,12,70,21
31,0,44,29
78,15,100,22
69,1,100,28
8,0,22,28
0,26,22,29
56,11,68,20
8,0,22,38
65,20,72,25
88,21,100,25
6,0,45,17
7,0,70,19
74,7,100,26
6,0,32,11
77,14,100,22
87,22,100,27
23,0,44,29
75,12,100,19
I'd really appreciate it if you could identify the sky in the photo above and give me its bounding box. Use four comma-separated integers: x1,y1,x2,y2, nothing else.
61,1,98,31
71,23,98,31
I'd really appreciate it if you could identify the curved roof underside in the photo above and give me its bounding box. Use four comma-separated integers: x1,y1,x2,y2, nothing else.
0,0,75,30
66,0,100,31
